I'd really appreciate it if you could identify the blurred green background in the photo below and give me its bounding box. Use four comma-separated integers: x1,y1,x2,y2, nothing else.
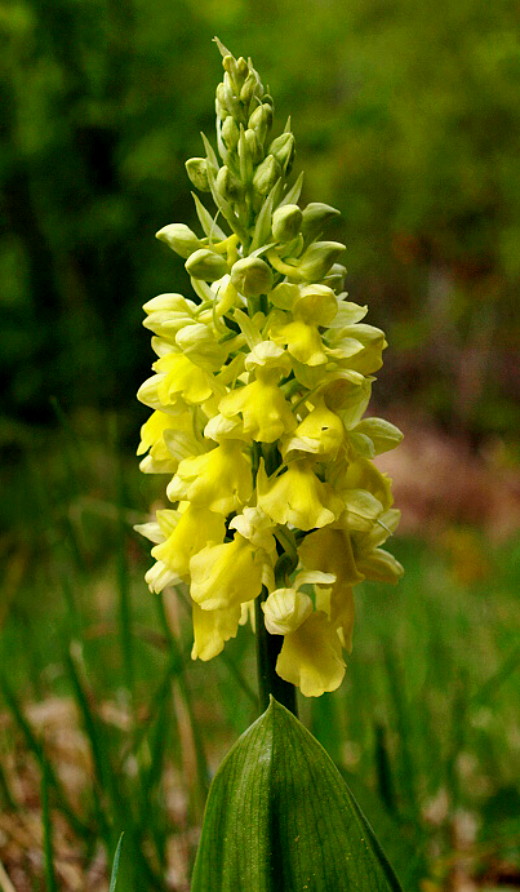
1,0,519,439
1,1,520,889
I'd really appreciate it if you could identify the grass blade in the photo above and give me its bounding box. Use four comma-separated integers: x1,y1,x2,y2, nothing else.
0,860,17,892
109,833,125,892
0,672,90,840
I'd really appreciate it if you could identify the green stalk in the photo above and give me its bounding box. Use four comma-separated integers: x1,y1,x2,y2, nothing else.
255,588,297,717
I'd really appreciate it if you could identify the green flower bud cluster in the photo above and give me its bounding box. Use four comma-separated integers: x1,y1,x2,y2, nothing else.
137,41,403,698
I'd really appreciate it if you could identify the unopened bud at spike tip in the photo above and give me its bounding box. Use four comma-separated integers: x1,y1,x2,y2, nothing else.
268,132,295,174
322,262,347,291
236,57,249,78
248,103,273,145
272,204,303,243
215,165,243,202
253,154,281,197
244,128,262,164
230,256,273,297
301,202,341,241
221,116,240,151
156,224,202,259
294,241,346,282
222,53,238,79
185,248,229,282
185,158,211,192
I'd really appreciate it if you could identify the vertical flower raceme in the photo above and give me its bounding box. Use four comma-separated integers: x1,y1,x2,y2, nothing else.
136,39,403,697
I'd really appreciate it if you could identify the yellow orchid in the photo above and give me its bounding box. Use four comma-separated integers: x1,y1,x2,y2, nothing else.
276,611,346,698
150,504,225,582
229,506,277,553
137,410,182,474
191,601,241,661
269,314,328,367
166,440,252,514
152,352,225,408
262,587,314,635
257,460,343,530
190,533,269,610
142,292,198,341
137,408,203,474
218,374,296,443
282,399,345,460
137,44,403,699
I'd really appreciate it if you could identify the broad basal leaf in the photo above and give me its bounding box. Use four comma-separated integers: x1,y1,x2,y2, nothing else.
191,697,402,891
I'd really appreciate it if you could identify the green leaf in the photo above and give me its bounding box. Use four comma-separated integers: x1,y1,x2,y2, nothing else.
109,833,125,892
250,180,280,253
280,170,304,207
192,193,227,241
200,131,219,170
191,698,402,891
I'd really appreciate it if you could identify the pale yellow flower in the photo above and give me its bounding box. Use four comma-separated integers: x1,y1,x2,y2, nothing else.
257,460,343,530
276,612,346,697
137,409,199,474
166,440,252,514
151,505,225,582
190,534,269,610
218,375,296,443
137,44,403,697
262,588,313,635
191,601,241,661
152,352,225,408
282,399,345,461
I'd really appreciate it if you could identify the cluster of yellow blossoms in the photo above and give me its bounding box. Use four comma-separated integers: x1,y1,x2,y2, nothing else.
136,41,403,697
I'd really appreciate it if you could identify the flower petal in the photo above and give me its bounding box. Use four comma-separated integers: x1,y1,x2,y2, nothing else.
276,612,346,697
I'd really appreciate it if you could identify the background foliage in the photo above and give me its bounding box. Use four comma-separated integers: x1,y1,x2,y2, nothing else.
1,1,519,889
1,0,519,437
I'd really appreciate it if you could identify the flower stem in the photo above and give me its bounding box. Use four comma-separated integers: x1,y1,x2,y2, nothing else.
255,588,298,717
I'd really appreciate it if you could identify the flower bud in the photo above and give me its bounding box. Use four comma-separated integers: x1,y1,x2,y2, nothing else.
301,202,341,241
240,71,261,105
231,256,273,297
222,53,238,80
223,71,235,94
216,80,238,118
272,204,303,242
322,262,347,291
236,56,249,79
268,132,295,174
156,223,202,259
253,154,281,197
216,82,228,107
244,128,262,164
221,116,240,151
185,249,229,282
185,157,211,192
215,165,243,203
216,98,228,120
238,129,254,183
248,103,273,145
175,322,228,368
294,241,345,282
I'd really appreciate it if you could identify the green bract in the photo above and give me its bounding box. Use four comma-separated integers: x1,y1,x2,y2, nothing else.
136,40,404,698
